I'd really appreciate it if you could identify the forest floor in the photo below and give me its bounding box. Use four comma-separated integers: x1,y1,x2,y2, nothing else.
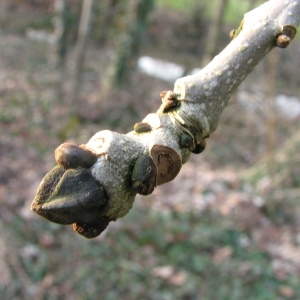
1,5,300,299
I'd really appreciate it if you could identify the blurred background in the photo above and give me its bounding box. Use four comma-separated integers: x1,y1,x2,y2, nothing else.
0,0,300,299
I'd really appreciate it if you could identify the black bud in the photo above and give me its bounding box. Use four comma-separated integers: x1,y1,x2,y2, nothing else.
131,155,157,195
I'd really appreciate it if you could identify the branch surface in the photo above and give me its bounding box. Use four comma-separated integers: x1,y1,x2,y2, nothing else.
31,0,300,238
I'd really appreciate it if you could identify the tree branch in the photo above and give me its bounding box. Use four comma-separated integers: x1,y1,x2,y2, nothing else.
31,0,300,238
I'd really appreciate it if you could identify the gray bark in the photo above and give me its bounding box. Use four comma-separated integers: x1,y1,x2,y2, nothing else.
31,0,300,238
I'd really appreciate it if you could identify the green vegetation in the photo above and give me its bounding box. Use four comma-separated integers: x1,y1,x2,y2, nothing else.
156,0,253,24
2,206,299,299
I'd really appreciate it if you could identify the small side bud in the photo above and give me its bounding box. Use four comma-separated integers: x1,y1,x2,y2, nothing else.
55,143,97,169
276,34,290,48
134,122,152,133
180,133,194,148
276,25,297,48
157,90,179,114
230,19,244,40
192,139,206,154
131,155,157,195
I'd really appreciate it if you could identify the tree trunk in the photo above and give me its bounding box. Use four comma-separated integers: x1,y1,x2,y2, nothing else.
53,0,68,100
69,0,94,114
201,0,229,66
107,0,154,88
98,0,118,46
265,50,279,178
